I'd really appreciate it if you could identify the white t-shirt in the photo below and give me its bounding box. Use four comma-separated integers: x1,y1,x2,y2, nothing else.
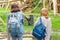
34,16,52,40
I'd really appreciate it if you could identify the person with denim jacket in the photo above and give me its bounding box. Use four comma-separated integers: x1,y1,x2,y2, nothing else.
7,3,24,40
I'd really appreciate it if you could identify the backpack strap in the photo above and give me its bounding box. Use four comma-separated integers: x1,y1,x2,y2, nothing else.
40,17,42,23
40,17,46,33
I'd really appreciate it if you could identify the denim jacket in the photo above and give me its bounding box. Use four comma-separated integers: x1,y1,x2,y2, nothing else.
7,12,24,34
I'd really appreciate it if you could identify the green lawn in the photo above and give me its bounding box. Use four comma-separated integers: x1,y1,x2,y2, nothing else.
51,33,60,40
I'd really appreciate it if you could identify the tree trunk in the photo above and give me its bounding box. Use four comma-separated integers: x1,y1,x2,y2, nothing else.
43,0,46,8
53,0,57,15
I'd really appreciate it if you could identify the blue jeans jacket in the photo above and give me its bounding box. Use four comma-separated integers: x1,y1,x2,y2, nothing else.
7,12,24,40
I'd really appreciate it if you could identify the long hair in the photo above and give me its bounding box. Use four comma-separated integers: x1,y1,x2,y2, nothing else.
11,3,20,12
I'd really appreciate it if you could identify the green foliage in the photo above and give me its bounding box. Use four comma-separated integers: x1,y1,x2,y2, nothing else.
0,24,6,32
32,0,40,7
32,5,43,13
51,33,60,40
32,0,43,13
0,13,6,22
0,8,10,13
51,16,60,31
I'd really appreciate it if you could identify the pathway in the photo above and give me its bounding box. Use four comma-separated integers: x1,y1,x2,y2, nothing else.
0,31,60,40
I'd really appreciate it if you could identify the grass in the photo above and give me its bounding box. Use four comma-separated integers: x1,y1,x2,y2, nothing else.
51,16,60,32
51,33,60,40
0,8,10,13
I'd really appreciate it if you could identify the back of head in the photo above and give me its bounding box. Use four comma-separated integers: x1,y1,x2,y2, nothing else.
11,2,20,13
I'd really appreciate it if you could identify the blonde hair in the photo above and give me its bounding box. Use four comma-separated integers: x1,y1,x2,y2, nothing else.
40,8,48,16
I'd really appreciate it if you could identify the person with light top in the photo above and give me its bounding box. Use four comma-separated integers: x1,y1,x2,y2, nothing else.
34,8,52,40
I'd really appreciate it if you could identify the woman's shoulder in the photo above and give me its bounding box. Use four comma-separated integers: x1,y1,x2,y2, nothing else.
37,16,44,20
48,17,51,20
17,12,24,15
41,16,51,20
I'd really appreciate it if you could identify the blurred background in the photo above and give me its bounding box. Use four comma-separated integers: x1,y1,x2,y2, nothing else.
0,0,60,40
